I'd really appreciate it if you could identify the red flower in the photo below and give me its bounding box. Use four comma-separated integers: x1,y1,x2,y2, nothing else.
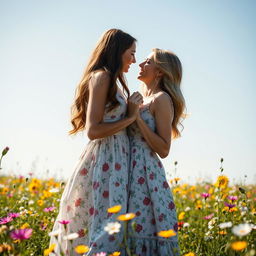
168,201,175,210
115,182,120,187
149,173,155,180
135,224,143,233
158,161,162,168
115,163,121,171
143,197,151,206
154,187,158,192
158,213,165,222
102,163,109,172
93,182,99,190
132,160,137,168
89,207,94,216
79,168,88,176
109,235,115,242
138,177,145,185
178,221,184,230
151,218,156,225
78,229,85,237
173,222,178,232
103,191,109,198
136,211,141,216
163,181,169,189
75,198,82,207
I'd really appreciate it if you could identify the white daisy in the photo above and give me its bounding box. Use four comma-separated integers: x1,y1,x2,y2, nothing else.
219,222,232,229
232,223,252,237
48,229,62,237
63,232,79,240
104,222,121,235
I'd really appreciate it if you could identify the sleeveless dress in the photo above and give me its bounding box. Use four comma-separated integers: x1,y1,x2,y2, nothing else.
50,90,129,256
127,97,180,256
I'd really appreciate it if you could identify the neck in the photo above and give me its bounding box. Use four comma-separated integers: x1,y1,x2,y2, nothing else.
142,81,161,97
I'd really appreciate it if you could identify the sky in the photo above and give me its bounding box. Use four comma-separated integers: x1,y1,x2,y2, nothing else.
1,0,256,185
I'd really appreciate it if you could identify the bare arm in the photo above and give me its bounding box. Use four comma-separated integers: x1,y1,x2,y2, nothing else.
136,93,173,158
86,71,141,140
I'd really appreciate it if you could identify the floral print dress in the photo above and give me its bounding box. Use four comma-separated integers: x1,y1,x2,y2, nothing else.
127,98,180,256
50,90,129,256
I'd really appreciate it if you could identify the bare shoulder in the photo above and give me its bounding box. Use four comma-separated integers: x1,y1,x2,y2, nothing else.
89,70,110,90
154,91,174,111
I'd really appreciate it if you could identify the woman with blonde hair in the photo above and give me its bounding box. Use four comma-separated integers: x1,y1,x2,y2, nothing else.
50,29,143,255
127,48,185,255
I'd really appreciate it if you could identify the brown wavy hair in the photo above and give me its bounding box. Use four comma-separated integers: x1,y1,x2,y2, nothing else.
69,29,136,134
152,48,186,138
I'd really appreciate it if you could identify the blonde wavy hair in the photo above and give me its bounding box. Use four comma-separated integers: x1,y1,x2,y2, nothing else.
69,29,136,135
152,48,186,138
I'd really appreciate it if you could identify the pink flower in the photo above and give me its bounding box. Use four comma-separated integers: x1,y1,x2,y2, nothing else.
10,228,33,240
201,193,210,199
0,216,13,224
228,195,238,201
102,191,109,198
58,220,71,225
8,213,20,218
75,198,82,207
203,213,214,220
43,206,56,212
93,253,107,256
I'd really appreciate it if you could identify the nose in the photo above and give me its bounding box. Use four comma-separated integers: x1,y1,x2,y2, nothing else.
132,55,136,64
139,61,145,68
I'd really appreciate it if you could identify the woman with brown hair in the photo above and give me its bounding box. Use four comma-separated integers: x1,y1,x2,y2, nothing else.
127,48,185,255
50,29,142,255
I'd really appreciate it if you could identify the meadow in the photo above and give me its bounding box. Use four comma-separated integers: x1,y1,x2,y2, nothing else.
0,147,255,256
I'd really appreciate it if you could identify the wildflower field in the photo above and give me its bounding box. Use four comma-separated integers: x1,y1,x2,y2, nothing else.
0,148,255,256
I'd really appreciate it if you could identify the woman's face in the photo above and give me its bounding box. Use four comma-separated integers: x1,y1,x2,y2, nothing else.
138,52,159,84
121,42,136,73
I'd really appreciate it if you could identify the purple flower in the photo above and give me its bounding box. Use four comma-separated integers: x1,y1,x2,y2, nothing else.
10,228,33,240
227,195,238,201
8,213,20,218
58,220,71,225
0,216,13,224
201,193,210,199
43,206,56,212
224,202,236,208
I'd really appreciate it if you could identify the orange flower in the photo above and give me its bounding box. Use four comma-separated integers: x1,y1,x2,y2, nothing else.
117,213,136,221
158,229,176,238
231,241,247,251
107,205,122,214
109,252,121,256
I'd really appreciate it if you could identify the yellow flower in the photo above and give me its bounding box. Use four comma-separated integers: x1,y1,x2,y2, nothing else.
219,231,227,235
37,200,44,206
75,245,89,254
215,175,229,189
158,229,176,238
173,187,181,194
44,244,56,256
109,252,121,256
229,207,238,213
117,213,136,221
231,241,247,251
178,212,185,220
20,223,30,229
107,205,122,214
174,177,181,184
184,253,195,256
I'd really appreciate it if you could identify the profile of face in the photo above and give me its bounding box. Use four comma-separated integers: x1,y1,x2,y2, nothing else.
121,42,136,73
138,52,160,84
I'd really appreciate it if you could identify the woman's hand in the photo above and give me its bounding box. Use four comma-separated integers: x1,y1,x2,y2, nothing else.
127,92,143,120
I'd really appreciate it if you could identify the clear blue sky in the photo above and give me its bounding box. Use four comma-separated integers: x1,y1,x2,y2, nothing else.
1,0,256,184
